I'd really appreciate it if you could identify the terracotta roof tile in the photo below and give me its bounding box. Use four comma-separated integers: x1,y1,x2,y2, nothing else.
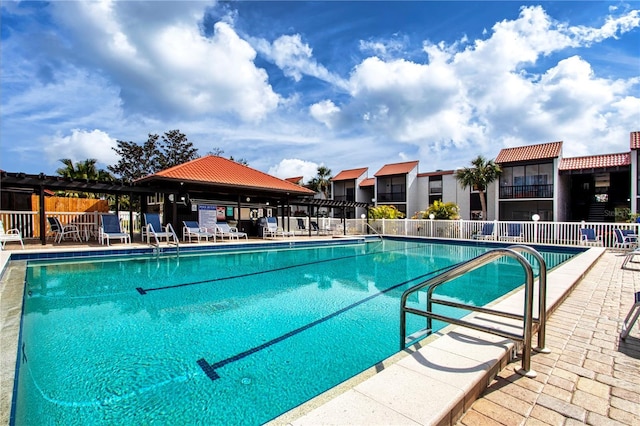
374,161,419,177
630,131,640,149
138,156,315,195
495,142,563,164
418,170,454,177
559,152,630,171
332,167,368,181
285,176,304,185
360,178,375,187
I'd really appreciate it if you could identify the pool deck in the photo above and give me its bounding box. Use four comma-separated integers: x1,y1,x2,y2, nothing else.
1,239,639,425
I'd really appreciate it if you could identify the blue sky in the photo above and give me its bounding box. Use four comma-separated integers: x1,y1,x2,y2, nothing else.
1,1,639,182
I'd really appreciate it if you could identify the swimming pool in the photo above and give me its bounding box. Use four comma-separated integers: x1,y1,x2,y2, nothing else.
11,239,579,425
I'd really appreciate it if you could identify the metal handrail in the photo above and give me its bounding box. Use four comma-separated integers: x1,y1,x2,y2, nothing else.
146,223,180,256
400,247,540,377
364,221,381,237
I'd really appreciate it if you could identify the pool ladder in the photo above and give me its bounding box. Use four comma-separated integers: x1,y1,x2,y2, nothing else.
400,245,548,378
147,223,180,257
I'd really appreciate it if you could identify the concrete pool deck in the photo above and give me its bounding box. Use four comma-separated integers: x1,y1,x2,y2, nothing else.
1,240,638,425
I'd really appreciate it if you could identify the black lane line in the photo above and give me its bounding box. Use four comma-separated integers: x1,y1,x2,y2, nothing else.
136,243,430,295
197,263,458,381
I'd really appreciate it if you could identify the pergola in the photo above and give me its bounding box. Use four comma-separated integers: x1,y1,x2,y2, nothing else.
0,171,161,245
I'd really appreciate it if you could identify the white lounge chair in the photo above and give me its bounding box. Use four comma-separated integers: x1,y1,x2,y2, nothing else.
0,219,24,249
614,229,637,250
215,222,248,240
183,221,216,243
99,214,131,246
263,217,293,238
47,217,81,243
579,228,602,246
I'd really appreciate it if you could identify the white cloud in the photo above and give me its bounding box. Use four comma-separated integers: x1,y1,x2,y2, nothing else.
316,5,640,161
309,100,341,129
45,129,119,169
268,159,319,182
49,1,280,122
253,34,349,90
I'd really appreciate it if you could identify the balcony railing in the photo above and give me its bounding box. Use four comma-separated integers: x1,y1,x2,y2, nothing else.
376,192,406,202
500,184,554,199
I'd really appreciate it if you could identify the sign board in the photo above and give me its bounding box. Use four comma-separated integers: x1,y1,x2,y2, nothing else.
198,205,217,231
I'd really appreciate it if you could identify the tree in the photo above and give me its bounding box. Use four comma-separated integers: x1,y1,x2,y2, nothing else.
157,130,198,170
55,158,113,198
108,130,199,181
307,165,332,199
108,134,161,181
207,147,248,165
455,155,501,221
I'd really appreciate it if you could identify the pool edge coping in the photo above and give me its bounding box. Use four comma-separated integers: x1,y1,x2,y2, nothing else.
274,246,606,426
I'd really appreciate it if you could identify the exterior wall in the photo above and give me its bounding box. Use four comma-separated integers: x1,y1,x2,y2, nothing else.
406,166,419,217
556,173,571,222
632,149,638,215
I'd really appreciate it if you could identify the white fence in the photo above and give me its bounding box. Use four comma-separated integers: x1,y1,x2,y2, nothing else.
285,216,638,248
0,210,141,239
2,209,638,248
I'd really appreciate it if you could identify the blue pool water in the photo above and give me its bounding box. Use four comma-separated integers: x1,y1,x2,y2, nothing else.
13,239,578,425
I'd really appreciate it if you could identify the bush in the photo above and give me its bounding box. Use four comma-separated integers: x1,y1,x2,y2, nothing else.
368,205,405,219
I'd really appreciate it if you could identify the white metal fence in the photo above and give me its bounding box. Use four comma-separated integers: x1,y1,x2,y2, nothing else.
2,209,637,248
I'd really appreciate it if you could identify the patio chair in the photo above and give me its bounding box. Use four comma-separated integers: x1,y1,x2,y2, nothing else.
579,228,602,246
620,291,640,340
183,220,216,243
296,218,307,235
311,221,331,236
614,229,637,250
0,220,24,249
47,217,81,243
474,223,495,240
99,214,131,246
143,213,178,244
215,222,248,240
263,217,294,239
502,223,523,242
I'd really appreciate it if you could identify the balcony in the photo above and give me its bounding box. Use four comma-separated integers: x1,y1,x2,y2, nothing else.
500,184,554,199
377,192,406,202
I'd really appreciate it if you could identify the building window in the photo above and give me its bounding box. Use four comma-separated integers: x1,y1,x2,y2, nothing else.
499,162,554,199
377,175,406,202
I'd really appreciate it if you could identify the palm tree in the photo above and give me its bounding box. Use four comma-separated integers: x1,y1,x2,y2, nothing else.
315,166,332,199
455,155,501,221
56,158,113,198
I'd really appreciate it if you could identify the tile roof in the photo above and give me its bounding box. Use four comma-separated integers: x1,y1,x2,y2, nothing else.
559,152,630,171
418,170,454,177
332,167,368,181
285,176,304,185
374,161,419,177
137,156,315,195
630,131,640,149
360,178,375,187
495,141,563,164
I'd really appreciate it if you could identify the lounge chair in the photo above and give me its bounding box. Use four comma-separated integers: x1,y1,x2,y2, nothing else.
474,223,495,240
215,222,248,240
263,217,293,238
614,229,637,250
0,220,24,249
579,228,602,246
502,223,523,242
47,217,81,243
183,221,216,243
296,218,307,235
620,291,640,340
143,213,178,244
311,221,331,236
99,214,131,246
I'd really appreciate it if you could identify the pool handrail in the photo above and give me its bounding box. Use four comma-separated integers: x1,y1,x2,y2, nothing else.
399,246,541,378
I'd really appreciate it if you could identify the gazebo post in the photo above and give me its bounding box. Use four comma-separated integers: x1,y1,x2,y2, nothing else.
39,185,46,245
